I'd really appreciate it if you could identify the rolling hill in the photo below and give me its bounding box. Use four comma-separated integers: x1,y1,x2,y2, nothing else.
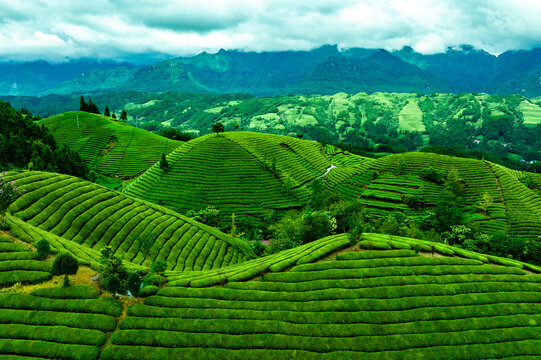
9,91,541,168
3,171,255,271
123,131,541,242
122,131,334,216
39,112,183,179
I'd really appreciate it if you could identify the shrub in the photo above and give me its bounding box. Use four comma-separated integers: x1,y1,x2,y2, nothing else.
51,252,79,287
144,274,166,287
404,194,424,210
420,167,444,184
249,241,267,257
150,260,167,275
139,285,159,297
36,238,50,259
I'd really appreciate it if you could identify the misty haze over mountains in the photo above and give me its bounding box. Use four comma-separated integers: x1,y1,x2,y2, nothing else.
1,45,540,97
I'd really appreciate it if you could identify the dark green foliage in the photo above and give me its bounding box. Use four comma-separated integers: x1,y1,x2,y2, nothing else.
79,96,99,114
36,238,50,259
159,153,169,171
420,167,444,183
104,105,111,117
159,128,194,141
120,109,128,121
144,274,166,287
404,194,424,210
249,241,267,257
105,275,121,296
127,272,142,297
211,122,225,133
0,101,88,179
51,252,78,285
150,260,167,275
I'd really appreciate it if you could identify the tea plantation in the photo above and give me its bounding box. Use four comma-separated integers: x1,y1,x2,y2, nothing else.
125,132,541,241
3,171,255,271
39,112,182,178
123,132,331,215
101,240,540,359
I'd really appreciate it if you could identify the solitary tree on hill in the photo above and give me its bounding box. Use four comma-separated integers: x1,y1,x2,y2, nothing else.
160,153,169,171
212,122,224,133
112,110,117,119
120,109,128,121
104,106,110,117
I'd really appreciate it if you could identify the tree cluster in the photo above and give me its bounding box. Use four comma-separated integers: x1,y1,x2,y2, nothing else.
0,101,89,179
79,96,100,114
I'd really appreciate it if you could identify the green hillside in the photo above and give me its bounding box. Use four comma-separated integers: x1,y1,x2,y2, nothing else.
123,132,332,216
3,171,254,271
102,237,540,359
0,232,539,359
123,132,541,242
39,112,183,179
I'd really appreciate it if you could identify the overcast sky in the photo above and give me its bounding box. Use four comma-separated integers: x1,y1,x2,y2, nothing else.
1,0,540,63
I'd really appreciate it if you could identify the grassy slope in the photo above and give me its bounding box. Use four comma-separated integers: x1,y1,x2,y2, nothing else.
4,171,255,271
39,111,183,179
123,132,330,216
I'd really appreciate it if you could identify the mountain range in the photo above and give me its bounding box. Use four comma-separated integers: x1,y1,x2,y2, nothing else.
1,45,540,97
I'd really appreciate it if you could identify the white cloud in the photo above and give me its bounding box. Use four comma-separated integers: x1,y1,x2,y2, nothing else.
0,0,539,63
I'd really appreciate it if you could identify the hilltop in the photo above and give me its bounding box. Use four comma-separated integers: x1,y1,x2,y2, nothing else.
39,111,183,180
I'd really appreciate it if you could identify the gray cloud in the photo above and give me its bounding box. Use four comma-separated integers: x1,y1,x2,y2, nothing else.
0,0,540,63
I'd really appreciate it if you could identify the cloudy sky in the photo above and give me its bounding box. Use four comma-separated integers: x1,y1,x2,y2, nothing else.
1,0,541,63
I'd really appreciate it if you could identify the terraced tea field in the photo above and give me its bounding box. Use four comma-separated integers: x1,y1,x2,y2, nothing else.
4,171,254,271
0,234,51,287
40,112,182,178
123,132,331,215
0,286,121,360
101,242,541,359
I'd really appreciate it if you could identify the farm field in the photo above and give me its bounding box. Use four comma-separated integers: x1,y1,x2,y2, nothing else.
102,240,540,359
39,112,182,179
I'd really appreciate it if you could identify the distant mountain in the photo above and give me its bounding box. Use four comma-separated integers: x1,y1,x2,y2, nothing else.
1,45,540,96
0,59,136,96
292,50,451,94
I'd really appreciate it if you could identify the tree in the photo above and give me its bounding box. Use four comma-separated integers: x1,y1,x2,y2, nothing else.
99,246,125,280
79,96,88,112
87,99,99,114
126,272,142,296
159,153,169,171
478,191,493,215
120,109,128,121
0,172,20,229
105,275,121,297
211,122,224,133
51,252,79,287
112,110,117,119
104,106,110,117
36,239,50,259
